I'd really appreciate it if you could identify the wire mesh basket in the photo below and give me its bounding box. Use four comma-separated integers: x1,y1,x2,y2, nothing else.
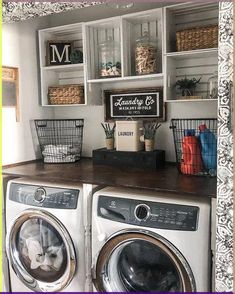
35,119,84,163
170,118,217,177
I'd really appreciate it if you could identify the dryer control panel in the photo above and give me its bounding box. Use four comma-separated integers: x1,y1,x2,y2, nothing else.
98,196,199,231
9,183,79,209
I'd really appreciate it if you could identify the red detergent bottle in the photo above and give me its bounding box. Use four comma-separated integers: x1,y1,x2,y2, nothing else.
181,129,203,175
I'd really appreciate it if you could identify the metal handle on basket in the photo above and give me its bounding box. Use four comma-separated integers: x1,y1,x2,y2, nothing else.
37,122,47,128
75,120,84,128
169,125,176,129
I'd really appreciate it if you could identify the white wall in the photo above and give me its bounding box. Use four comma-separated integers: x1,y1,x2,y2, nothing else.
55,106,105,157
2,17,55,165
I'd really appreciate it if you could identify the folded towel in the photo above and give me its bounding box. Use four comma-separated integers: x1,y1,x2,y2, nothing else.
42,144,80,162
42,144,72,156
44,154,79,163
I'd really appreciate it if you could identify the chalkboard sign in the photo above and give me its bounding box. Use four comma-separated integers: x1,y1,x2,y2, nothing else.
47,41,72,66
104,87,164,121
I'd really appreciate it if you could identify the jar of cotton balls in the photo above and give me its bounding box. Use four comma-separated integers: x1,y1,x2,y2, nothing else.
99,36,121,78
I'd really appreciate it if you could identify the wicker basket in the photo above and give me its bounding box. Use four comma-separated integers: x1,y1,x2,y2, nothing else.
176,25,218,52
48,84,84,105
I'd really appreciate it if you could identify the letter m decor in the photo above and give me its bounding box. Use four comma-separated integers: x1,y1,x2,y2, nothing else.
47,41,72,66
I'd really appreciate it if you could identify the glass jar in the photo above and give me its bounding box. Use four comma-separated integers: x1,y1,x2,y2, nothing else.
98,36,121,78
207,71,218,99
135,31,157,75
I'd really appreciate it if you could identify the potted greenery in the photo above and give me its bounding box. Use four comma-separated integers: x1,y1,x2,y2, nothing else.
101,122,116,150
175,76,201,98
142,123,161,151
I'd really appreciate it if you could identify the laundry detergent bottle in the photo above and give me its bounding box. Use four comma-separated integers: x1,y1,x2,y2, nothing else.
180,129,203,175
199,124,217,175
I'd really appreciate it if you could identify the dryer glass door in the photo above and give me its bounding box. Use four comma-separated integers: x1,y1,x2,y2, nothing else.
7,209,76,292
94,232,195,292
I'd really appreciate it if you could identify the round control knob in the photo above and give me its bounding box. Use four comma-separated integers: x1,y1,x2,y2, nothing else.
134,204,150,221
34,188,46,203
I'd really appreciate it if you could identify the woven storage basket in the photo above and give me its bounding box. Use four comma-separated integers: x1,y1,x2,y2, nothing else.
48,84,84,105
176,25,218,51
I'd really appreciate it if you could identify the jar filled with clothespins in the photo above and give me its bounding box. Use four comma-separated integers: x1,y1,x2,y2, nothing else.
135,31,157,75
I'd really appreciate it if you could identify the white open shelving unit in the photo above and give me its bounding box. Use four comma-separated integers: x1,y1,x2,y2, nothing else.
38,2,219,106
38,23,89,106
163,2,219,102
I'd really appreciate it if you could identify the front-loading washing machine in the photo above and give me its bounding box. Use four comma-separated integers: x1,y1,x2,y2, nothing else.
92,187,211,292
6,177,87,292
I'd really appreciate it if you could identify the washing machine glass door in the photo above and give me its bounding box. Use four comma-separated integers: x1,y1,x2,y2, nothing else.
94,232,196,292
7,209,76,292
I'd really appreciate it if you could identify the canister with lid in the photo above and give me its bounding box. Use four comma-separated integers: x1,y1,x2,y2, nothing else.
98,36,121,78
135,31,158,75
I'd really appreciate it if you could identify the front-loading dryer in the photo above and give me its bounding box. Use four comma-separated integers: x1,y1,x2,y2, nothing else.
92,187,211,292
6,178,87,292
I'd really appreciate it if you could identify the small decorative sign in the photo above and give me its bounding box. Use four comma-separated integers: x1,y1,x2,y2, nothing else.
104,87,164,121
47,41,72,66
2,66,20,122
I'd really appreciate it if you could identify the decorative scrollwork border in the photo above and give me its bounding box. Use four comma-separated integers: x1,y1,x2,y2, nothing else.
216,2,233,292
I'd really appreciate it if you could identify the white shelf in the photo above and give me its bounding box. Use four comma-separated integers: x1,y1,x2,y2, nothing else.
38,22,92,106
88,73,163,83
166,98,218,103
38,3,219,106
165,48,218,60
42,104,87,107
42,64,84,72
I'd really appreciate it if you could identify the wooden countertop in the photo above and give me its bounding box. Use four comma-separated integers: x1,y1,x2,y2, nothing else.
2,158,216,198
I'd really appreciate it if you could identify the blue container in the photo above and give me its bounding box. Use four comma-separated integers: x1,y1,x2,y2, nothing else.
199,124,217,174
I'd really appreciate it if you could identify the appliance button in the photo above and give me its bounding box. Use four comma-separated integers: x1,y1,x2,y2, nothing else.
176,221,183,225
34,188,46,203
134,204,150,221
178,214,187,221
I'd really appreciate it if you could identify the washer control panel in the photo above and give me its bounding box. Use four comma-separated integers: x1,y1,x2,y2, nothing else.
10,183,79,209
98,196,199,231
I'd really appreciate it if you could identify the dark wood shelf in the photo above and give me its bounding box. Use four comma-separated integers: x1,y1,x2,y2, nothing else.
2,158,216,198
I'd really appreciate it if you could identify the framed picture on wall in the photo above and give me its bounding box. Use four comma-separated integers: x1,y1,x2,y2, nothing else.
2,66,20,122
104,87,165,122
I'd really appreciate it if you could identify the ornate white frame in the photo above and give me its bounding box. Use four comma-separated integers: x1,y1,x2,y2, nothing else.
216,2,233,292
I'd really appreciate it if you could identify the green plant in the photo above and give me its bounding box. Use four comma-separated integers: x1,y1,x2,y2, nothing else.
101,123,116,139
175,76,201,96
143,123,161,140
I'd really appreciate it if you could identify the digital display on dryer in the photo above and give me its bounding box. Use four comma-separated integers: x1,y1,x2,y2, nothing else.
98,196,199,231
